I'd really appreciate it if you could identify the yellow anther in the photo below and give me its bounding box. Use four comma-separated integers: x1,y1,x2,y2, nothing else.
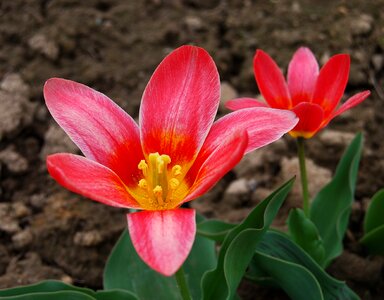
138,160,148,176
172,165,182,176
153,185,164,205
169,178,180,189
138,179,147,189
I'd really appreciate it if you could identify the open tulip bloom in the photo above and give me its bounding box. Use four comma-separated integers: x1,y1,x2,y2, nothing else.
44,45,298,277
226,47,370,139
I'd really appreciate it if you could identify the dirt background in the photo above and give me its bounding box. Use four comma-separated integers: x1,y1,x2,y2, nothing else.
0,0,384,299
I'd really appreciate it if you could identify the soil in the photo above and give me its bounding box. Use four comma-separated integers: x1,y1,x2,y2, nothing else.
1,0,384,299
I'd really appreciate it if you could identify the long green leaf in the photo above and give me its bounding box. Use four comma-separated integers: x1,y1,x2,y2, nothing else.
310,133,363,265
288,208,325,265
201,178,294,300
360,189,384,254
103,217,216,300
197,219,236,243
94,290,138,300
251,231,359,300
0,291,96,300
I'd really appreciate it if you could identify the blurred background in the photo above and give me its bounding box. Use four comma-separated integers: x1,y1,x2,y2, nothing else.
0,0,383,299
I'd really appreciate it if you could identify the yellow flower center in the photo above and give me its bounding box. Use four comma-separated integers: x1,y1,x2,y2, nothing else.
135,152,185,210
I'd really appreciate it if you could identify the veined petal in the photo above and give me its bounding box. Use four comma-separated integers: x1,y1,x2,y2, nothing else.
44,78,143,187
127,209,196,276
140,45,220,166
287,47,319,106
253,50,291,108
47,154,140,208
331,90,370,119
201,108,298,155
311,54,350,117
289,102,324,139
182,131,248,203
225,97,268,111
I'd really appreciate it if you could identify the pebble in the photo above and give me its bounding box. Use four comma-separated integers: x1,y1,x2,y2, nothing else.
28,33,59,60
372,54,383,72
0,147,28,173
223,178,252,207
12,229,34,249
350,14,373,36
318,130,355,148
73,230,103,247
220,81,238,112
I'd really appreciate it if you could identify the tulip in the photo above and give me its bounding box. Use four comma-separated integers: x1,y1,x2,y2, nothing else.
44,45,297,276
226,47,370,138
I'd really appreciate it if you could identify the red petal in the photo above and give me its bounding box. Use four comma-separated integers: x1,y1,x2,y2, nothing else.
311,54,350,117
47,154,139,208
331,90,370,119
182,130,248,203
127,209,196,276
253,50,291,108
203,108,298,155
225,97,268,111
287,47,319,106
44,78,143,187
290,102,324,138
140,46,220,166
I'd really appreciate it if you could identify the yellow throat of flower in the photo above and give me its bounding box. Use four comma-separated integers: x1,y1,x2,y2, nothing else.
135,152,187,210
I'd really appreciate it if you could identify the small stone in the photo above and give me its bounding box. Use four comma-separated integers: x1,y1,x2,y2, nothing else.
223,178,252,207
30,194,47,208
73,230,103,247
40,123,78,159
0,147,28,173
184,16,204,31
350,14,373,36
0,73,29,97
318,130,355,148
60,275,73,285
0,219,20,234
12,229,33,249
28,33,59,60
220,82,238,112
372,54,383,72
11,202,31,218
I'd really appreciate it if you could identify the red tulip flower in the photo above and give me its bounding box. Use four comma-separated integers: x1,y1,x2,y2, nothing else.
226,47,370,138
44,46,297,276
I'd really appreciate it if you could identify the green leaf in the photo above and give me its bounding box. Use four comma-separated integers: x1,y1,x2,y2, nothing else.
0,291,96,300
0,281,95,297
310,133,363,266
360,189,384,254
197,219,236,243
94,290,138,300
250,231,360,300
201,178,294,300
288,208,325,265
103,217,216,300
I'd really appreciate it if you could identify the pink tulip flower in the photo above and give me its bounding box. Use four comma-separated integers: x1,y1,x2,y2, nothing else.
226,47,370,138
44,45,298,276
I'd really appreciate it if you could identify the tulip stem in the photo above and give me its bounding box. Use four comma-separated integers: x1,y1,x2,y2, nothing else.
175,266,192,300
297,137,310,217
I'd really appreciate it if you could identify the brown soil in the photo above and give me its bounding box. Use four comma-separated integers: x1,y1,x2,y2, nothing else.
1,0,384,299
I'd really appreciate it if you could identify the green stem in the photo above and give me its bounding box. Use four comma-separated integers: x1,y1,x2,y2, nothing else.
175,267,192,300
297,137,310,217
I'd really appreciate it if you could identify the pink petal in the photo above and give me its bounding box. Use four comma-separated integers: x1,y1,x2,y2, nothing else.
253,50,291,108
204,107,298,155
140,45,220,166
47,153,139,208
289,102,324,138
127,209,196,276
331,90,370,119
44,78,143,187
182,130,248,203
287,47,319,106
225,97,269,111
311,54,350,117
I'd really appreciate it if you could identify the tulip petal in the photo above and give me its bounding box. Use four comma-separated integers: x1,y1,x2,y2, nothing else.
253,50,291,108
140,45,220,166
47,153,139,208
127,209,196,276
183,131,248,203
44,78,143,187
289,102,324,138
312,54,350,117
287,47,319,106
202,108,298,155
225,97,268,111
331,90,370,119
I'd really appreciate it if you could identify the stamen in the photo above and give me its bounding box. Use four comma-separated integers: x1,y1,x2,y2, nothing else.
169,178,179,189
172,165,182,176
138,179,147,189
138,160,148,176
153,185,164,205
